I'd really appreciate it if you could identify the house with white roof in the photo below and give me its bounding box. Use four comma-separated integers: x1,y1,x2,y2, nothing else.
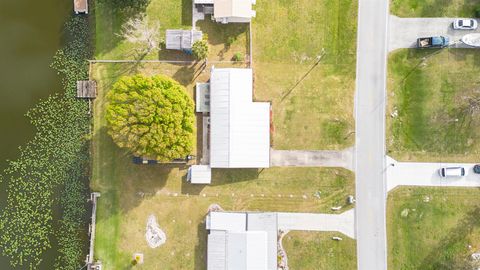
194,0,256,24
209,68,270,168
206,211,278,270
188,68,270,184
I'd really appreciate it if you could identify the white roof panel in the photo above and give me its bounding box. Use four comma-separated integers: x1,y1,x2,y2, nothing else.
208,231,227,270
210,68,270,168
214,0,254,19
208,212,246,231
188,165,212,184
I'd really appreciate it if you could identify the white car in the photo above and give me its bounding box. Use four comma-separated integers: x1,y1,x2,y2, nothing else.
453,19,478,30
439,167,465,178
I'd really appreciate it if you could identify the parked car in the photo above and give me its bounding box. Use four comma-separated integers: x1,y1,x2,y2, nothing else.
439,167,465,178
453,19,478,30
417,36,449,48
474,164,480,174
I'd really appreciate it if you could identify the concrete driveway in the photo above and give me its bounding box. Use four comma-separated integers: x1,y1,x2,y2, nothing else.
270,147,354,171
389,15,480,51
277,209,355,239
386,156,480,191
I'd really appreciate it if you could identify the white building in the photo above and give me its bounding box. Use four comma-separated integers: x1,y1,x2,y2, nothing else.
209,68,270,168
194,0,256,24
206,211,278,270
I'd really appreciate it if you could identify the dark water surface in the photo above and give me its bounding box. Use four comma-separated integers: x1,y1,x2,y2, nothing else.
0,0,71,268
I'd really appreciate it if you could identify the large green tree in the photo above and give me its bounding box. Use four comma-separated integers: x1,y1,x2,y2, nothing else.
106,74,195,161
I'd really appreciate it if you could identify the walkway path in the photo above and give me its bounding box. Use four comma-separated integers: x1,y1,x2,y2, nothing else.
270,147,354,171
277,209,355,239
386,156,480,191
389,16,480,51
354,0,389,269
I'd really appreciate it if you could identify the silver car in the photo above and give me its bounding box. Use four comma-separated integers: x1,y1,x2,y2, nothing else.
453,19,478,30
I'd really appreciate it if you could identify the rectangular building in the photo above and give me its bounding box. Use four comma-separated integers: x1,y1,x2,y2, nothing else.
209,68,270,168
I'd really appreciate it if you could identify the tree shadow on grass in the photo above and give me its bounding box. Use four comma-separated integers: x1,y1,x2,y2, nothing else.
417,205,480,270
92,127,188,222
94,0,151,56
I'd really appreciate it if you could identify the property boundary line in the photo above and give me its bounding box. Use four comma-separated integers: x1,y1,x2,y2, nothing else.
88,59,247,64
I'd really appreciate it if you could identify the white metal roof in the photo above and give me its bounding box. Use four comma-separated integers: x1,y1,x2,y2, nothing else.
227,232,268,270
209,68,270,168
214,0,254,19
165,29,203,50
208,212,246,231
188,165,212,184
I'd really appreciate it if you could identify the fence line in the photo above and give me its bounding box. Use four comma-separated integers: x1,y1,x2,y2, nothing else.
88,59,247,64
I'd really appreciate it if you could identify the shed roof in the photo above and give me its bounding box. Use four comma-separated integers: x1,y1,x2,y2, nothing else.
213,0,254,19
188,165,212,184
165,29,203,50
209,68,270,168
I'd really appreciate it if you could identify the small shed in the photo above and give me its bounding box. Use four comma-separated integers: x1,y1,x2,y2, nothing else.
187,165,212,184
76,80,97,99
74,0,88,14
165,30,203,51
196,82,210,113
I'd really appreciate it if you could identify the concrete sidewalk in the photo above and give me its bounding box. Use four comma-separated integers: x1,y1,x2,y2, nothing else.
270,147,354,171
277,209,355,239
386,156,480,191
389,15,480,51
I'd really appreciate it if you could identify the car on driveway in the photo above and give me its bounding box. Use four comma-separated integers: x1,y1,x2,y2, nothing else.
417,36,449,48
439,167,465,178
453,19,478,30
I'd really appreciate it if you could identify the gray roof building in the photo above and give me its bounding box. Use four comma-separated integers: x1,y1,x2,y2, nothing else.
165,29,203,51
206,211,278,270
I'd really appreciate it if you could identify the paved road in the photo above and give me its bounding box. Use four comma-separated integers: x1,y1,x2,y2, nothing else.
355,0,389,269
389,16,480,51
277,210,355,239
386,156,480,191
270,148,354,171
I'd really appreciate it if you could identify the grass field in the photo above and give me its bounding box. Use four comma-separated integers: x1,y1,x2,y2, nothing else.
387,49,480,162
387,187,480,270
90,62,355,269
283,231,357,270
95,0,248,61
252,0,357,150
390,0,479,17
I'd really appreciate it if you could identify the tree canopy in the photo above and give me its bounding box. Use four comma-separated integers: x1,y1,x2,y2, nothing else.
106,74,195,161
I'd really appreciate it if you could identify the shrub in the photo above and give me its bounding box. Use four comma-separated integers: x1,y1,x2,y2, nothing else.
232,52,244,62
106,74,195,161
192,39,209,60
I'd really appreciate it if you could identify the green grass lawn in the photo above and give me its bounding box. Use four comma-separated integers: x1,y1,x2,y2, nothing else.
387,49,480,162
283,231,357,270
91,63,355,269
390,0,479,17
387,187,480,270
252,0,357,150
95,0,248,61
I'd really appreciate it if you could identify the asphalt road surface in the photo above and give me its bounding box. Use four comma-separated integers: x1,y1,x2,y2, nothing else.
354,0,389,269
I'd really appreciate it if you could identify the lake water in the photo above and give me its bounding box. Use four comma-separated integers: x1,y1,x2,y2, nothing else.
0,0,71,268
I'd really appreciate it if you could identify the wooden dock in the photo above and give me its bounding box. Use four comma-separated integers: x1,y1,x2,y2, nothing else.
86,192,101,269
77,80,97,99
